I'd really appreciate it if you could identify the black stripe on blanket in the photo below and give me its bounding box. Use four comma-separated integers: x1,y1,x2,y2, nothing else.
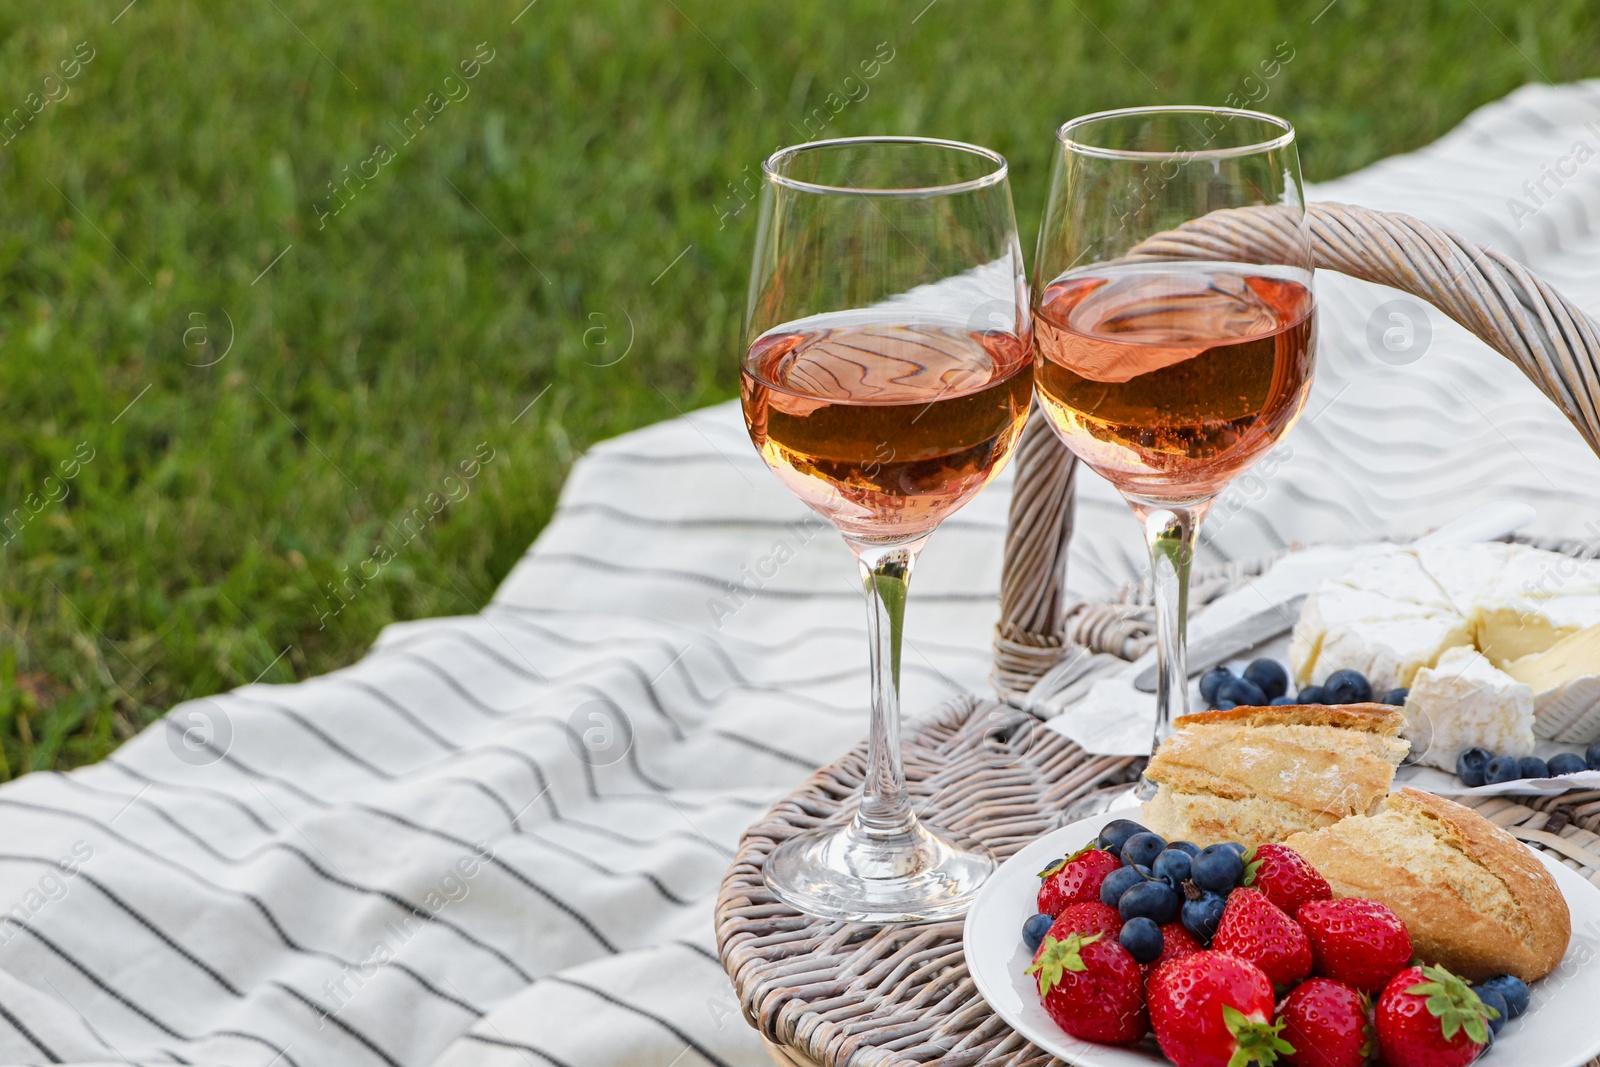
0,996,62,1063
543,976,732,1067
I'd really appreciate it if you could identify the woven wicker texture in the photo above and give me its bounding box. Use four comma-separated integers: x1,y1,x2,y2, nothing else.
717,201,1600,1067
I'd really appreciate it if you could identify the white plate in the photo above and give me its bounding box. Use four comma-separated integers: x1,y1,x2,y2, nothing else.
963,805,1600,1067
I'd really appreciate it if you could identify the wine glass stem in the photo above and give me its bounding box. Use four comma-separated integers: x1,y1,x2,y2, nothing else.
848,537,926,837
1132,503,1203,765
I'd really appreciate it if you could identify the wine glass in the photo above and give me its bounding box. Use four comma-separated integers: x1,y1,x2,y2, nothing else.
741,136,1032,922
1031,107,1316,793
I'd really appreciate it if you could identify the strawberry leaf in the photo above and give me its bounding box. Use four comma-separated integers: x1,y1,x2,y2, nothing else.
1023,933,1102,996
1037,843,1099,879
1407,964,1493,1047
1222,1005,1295,1067
1240,845,1263,886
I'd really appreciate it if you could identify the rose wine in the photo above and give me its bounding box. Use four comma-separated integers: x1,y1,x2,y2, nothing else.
1033,263,1314,503
741,314,1032,542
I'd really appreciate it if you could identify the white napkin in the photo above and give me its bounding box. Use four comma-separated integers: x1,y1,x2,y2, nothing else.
1400,762,1600,797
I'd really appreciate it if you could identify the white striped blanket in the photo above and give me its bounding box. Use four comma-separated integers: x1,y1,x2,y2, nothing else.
5,81,1600,1067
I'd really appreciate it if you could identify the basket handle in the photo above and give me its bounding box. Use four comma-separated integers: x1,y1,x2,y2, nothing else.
994,200,1600,696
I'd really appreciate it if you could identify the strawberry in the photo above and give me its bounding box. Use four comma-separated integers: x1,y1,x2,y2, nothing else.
1242,844,1330,917
1278,978,1372,1067
1296,897,1412,994
1147,950,1294,1067
1213,888,1312,989
1375,964,1496,1067
1038,845,1122,917
1144,921,1204,985
1047,901,1123,943
1025,932,1148,1045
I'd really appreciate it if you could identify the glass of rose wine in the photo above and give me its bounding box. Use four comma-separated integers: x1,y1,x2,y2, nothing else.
1031,107,1316,791
741,136,1032,922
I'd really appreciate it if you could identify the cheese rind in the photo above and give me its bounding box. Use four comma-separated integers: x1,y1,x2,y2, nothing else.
1486,552,1600,603
1403,646,1535,770
1416,541,1516,615
1337,549,1454,610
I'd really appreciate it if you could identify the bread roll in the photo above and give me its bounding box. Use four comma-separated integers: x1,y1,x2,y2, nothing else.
1286,788,1570,981
1141,703,1409,849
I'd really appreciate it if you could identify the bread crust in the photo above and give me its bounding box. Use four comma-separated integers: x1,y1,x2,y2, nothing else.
1286,788,1570,981
1173,702,1407,735
1387,789,1570,978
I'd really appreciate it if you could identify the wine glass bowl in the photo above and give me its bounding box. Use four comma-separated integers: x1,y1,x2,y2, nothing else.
740,136,1030,922
741,320,1032,542
1033,261,1314,504
1031,107,1316,780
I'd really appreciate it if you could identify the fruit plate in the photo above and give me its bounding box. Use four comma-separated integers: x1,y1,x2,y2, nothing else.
963,804,1600,1067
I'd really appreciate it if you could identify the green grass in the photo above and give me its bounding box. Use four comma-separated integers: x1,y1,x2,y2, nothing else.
1,0,1596,776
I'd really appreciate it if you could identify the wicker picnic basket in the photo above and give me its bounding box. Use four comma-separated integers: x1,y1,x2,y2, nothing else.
715,202,1600,1067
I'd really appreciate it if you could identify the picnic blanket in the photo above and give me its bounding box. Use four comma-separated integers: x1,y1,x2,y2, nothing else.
5,81,1600,1067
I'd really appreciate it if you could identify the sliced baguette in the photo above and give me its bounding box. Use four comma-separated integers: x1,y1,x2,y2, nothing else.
1141,703,1409,849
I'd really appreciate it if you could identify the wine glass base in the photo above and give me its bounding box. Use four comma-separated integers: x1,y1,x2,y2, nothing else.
763,815,995,924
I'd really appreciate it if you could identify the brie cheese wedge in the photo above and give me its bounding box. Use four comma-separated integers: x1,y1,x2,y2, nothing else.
1416,541,1517,616
1506,623,1600,742
1289,587,1443,687
1474,595,1600,668
1403,646,1535,770
1308,615,1471,695
1337,549,1456,611
1485,551,1600,602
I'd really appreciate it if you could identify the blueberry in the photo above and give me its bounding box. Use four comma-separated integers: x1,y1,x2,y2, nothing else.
1119,916,1164,964
1456,746,1491,788
1165,841,1200,857
1118,879,1180,925
1217,676,1268,708
1023,912,1053,952
1216,699,1238,711
1120,832,1167,869
1199,665,1234,705
1099,865,1148,908
1181,890,1227,946
1152,848,1192,887
1323,669,1373,704
1548,752,1588,776
1192,844,1245,892
1219,842,1248,857
1518,756,1550,780
1474,986,1509,1033
1485,755,1521,785
1384,687,1410,706
1270,695,1297,705
1243,659,1289,700
1480,974,1530,1019
1097,818,1148,855
1589,740,1600,771
1296,685,1327,704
